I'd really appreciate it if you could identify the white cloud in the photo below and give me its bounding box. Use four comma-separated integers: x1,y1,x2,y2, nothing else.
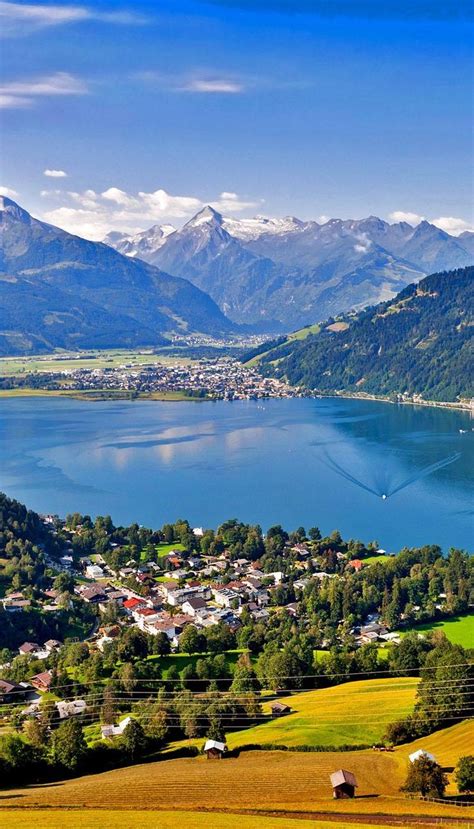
44,168,68,178
212,191,264,212
431,216,474,236
388,210,473,236
0,71,87,109
182,79,244,94
0,2,147,35
0,185,18,198
41,185,262,240
136,70,247,95
388,210,425,225
353,233,372,254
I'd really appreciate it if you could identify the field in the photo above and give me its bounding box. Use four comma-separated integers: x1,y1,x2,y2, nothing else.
0,349,192,376
2,721,473,824
225,678,418,749
397,613,474,648
0,813,424,829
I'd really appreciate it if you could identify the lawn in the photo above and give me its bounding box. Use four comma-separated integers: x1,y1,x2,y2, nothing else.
397,612,474,648
155,542,186,558
225,678,418,749
362,554,392,566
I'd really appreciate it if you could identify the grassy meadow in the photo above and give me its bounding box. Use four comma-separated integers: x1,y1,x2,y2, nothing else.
226,677,418,749
397,612,474,648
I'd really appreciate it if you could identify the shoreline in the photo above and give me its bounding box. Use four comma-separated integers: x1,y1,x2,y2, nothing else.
314,389,473,413
0,385,471,412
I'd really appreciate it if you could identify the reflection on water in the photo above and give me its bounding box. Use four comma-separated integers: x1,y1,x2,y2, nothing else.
0,397,472,551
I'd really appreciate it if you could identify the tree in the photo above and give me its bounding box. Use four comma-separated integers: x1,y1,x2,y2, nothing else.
121,718,147,760
52,718,87,771
207,716,225,743
402,757,447,798
179,625,206,654
455,756,474,793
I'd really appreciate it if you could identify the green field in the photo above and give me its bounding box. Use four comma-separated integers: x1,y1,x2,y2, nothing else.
397,612,474,647
224,677,418,749
362,554,393,566
0,348,193,376
244,324,321,368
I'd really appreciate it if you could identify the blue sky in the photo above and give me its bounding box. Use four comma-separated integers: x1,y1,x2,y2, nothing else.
0,0,472,239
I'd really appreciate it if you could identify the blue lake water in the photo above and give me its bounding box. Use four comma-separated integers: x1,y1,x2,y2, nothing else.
0,396,472,552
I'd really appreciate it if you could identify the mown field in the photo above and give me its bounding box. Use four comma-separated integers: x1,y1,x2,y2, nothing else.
226,678,418,749
3,724,473,823
397,613,474,648
0,812,427,829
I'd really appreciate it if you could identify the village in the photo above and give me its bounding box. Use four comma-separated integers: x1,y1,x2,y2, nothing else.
1,357,303,400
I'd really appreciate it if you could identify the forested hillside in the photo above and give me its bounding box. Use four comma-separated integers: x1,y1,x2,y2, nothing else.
254,266,473,402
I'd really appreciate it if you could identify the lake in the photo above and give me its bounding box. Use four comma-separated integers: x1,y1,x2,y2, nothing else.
0,396,472,552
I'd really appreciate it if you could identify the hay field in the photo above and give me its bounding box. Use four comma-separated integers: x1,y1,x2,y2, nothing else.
0,812,411,829
2,745,473,821
395,719,474,794
226,677,418,749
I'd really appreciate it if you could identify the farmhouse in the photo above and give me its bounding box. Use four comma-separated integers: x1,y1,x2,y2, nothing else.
330,769,358,799
204,739,227,759
30,670,53,692
101,716,132,739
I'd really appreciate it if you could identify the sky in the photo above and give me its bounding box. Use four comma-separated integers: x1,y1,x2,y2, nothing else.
0,0,473,240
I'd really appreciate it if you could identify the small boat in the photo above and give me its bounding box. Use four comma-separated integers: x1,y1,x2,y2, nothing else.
459,429,467,434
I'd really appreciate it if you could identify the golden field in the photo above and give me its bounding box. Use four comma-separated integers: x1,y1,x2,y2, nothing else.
2,720,473,824
0,812,429,829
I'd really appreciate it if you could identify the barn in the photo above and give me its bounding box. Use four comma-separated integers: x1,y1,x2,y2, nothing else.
204,739,227,759
330,769,358,799
271,702,292,717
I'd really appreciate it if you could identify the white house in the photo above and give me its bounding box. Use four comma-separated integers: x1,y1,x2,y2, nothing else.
101,715,132,739
86,564,105,580
56,699,87,719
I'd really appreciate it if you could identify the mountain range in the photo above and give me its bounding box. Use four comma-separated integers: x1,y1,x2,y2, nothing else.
0,198,233,356
105,207,473,331
250,265,474,403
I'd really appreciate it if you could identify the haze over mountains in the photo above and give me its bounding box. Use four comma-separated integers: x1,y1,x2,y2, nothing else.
0,198,233,356
105,207,474,331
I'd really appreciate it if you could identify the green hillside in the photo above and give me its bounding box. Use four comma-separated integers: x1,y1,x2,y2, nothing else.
252,266,473,402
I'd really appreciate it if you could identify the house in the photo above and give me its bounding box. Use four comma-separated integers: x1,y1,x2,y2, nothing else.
18,642,41,656
86,564,104,579
347,559,363,572
147,620,176,639
409,749,436,764
271,702,292,717
101,715,132,739
182,597,207,617
44,639,62,652
203,739,227,759
81,585,108,604
330,769,358,799
56,699,87,719
0,679,30,704
213,587,240,608
30,670,53,692
123,597,146,613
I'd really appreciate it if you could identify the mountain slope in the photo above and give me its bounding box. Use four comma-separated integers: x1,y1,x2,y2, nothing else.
0,198,234,355
106,208,472,331
250,266,473,403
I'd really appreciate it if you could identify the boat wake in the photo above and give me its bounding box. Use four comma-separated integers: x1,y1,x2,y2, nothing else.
320,450,461,499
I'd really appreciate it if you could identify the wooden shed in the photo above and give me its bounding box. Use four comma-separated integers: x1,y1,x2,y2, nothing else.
330,769,358,799
271,701,292,717
204,739,227,759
